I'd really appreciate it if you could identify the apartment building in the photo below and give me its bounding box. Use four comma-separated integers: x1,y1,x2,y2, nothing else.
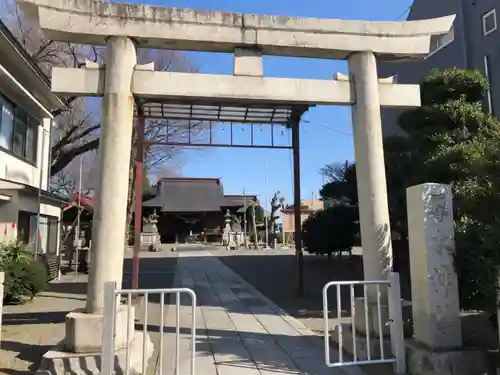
380,0,497,136
0,21,66,254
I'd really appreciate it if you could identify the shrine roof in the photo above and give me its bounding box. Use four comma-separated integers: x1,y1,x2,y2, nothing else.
144,178,224,212
142,179,259,213
221,195,257,208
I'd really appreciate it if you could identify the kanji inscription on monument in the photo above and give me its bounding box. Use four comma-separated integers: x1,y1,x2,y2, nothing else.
406,183,462,349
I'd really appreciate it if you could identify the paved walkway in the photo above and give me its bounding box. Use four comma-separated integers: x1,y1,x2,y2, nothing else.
142,251,366,375
0,275,87,374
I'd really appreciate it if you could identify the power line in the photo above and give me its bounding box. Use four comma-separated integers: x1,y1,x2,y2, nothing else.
395,2,413,20
288,131,294,198
315,123,352,136
302,119,353,137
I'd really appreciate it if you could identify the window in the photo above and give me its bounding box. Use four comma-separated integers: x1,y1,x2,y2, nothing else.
13,110,27,157
483,9,497,36
0,97,14,150
427,25,454,58
0,94,38,163
484,55,493,114
20,212,56,254
25,118,37,163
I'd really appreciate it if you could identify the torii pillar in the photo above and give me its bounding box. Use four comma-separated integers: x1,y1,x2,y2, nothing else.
334,58,398,336
349,52,393,286
65,37,138,352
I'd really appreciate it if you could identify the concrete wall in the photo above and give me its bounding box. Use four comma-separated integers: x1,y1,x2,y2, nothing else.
282,200,323,233
282,211,314,233
0,189,61,253
0,117,52,191
0,21,61,254
0,193,19,243
302,199,323,211
379,0,469,137
0,56,53,191
463,0,500,117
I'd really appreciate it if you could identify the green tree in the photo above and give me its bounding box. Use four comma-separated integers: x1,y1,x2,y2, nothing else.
319,161,358,205
394,68,500,314
301,162,360,259
302,205,358,260
383,136,413,241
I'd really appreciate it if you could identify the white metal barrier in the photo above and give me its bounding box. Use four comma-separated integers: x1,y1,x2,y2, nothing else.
101,282,197,375
0,272,4,343
322,272,405,374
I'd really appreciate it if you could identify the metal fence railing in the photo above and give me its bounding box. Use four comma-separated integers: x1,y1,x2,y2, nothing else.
100,282,197,375
322,272,405,374
0,272,4,343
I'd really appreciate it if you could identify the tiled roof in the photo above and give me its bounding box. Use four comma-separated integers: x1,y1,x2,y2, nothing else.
142,179,260,213
144,178,224,212
221,194,257,207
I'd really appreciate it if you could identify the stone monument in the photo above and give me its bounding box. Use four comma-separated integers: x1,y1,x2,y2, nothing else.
222,210,236,249
407,183,461,349
140,210,160,252
230,215,244,247
404,183,479,375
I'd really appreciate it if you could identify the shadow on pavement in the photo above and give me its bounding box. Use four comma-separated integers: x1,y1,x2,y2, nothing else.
3,311,68,326
215,252,411,322
48,282,88,295
133,251,410,324
0,340,52,373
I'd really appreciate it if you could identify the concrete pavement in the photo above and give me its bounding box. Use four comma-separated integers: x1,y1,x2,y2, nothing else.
0,249,373,375
145,251,367,375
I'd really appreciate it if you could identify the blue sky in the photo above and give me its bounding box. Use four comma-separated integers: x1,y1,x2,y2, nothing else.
131,0,413,206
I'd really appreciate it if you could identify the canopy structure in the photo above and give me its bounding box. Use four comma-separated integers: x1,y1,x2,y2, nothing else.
132,95,306,292
135,99,309,149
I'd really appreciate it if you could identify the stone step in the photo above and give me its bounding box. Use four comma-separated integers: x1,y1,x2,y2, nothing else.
36,332,154,375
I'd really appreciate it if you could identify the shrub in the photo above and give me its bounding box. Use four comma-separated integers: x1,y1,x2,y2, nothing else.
0,242,48,303
302,205,358,259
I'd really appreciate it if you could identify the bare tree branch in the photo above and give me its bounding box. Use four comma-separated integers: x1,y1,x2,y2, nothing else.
1,1,204,198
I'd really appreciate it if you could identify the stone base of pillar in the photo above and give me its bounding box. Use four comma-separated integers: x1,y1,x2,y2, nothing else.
64,306,134,353
353,297,390,338
36,331,154,375
331,323,393,361
353,297,413,338
330,325,485,375
405,339,485,375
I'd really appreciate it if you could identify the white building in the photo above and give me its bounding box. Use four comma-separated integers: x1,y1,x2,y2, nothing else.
0,20,66,255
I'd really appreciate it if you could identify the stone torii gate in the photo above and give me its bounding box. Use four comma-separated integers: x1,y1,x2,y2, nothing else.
19,0,454,353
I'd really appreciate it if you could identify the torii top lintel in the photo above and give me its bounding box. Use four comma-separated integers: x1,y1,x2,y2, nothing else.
19,0,455,61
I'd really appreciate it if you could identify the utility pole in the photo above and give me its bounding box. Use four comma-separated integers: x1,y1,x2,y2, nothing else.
264,158,270,249
34,129,47,258
74,152,83,278
251,200,258,249
292,117,304,297
132,115,145,290
243,188,247,248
